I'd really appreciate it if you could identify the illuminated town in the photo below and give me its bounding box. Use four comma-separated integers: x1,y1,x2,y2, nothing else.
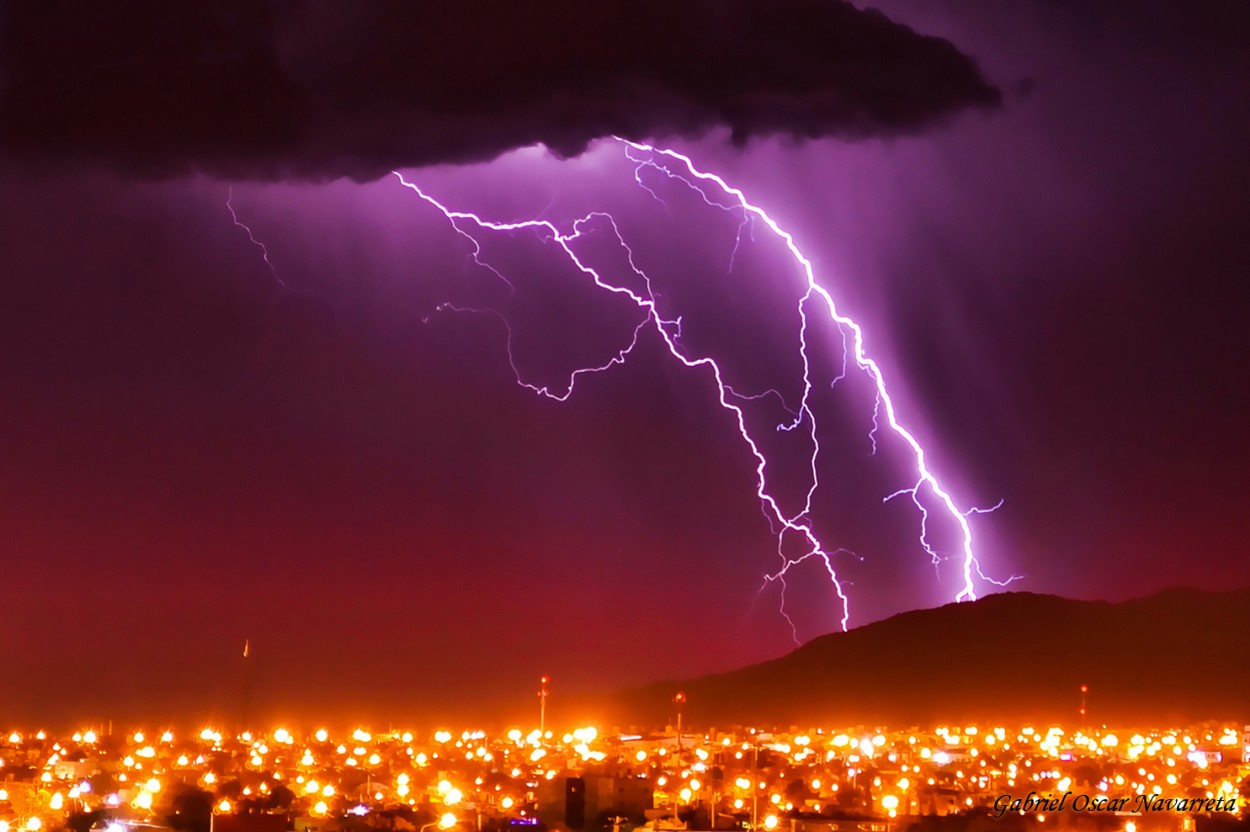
4,8,1249,832
2,717,1246,832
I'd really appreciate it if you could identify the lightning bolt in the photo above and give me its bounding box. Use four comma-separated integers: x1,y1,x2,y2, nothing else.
228,138,1016,638
384,138,1017,637
621,140,1020,607
226,186,283,288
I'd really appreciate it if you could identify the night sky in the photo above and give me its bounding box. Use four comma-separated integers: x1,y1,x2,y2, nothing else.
2,1,1248,727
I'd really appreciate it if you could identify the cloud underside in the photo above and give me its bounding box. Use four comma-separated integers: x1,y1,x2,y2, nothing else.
0,0,1000,181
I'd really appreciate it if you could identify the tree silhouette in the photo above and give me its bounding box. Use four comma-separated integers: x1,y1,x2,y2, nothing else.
267,783,296,812
161,783,214,832
65,809,107,832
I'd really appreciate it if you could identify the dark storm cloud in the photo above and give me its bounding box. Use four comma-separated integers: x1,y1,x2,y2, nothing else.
0,0,999,181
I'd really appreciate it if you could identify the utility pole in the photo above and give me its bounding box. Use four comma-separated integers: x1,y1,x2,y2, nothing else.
241,638,252,734
752,742,759,831
539,675,550,734
674,692,685,750
710,745,718,831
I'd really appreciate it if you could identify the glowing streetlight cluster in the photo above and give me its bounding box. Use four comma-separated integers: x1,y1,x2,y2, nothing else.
0,720,1244,832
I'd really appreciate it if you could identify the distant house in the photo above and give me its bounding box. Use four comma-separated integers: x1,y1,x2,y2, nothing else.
53,760,98,781
212,814,289,832
917,787,961,817
792,819,888,832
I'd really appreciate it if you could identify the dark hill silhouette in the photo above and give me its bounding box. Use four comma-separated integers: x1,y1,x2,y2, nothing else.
596,588,1250,728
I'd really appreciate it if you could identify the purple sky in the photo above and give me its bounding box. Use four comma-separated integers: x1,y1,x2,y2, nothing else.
1,1,1248,726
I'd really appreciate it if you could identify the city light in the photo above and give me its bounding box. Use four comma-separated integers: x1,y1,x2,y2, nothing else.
0,718,1241,832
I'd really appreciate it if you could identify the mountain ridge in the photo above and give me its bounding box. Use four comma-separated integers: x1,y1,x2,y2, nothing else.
590,587,1250,728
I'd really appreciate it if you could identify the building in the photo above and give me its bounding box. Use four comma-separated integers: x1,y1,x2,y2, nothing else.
537,776,654,831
